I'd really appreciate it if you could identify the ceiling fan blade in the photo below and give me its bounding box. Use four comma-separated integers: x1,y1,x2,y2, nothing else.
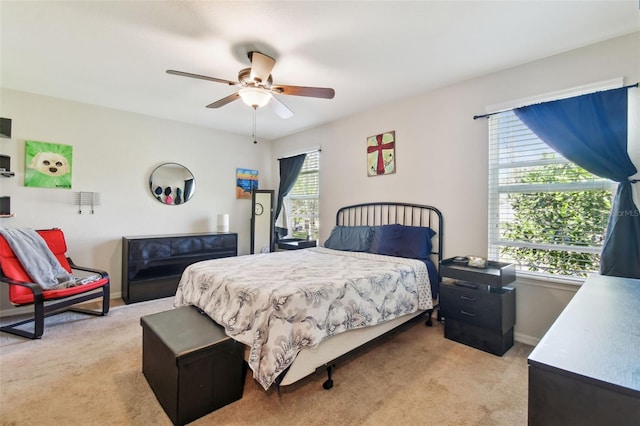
166,70,237,86
271,84,335,99
206,93,240,108
249,52,276,84
268,96,294,119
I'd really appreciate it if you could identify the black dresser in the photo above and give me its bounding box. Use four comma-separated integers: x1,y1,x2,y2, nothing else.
528,274,640,425
122,233,237,304
439,258,516,356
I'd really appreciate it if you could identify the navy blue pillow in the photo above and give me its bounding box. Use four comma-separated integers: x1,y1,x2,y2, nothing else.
324,226,374,252
369,224,436,260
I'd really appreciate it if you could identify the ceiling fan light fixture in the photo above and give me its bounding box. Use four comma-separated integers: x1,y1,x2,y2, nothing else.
168,51,334,118
238,87,272,108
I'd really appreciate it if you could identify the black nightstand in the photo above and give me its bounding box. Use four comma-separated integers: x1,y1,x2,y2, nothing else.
439,258,516,356
277,238,317,250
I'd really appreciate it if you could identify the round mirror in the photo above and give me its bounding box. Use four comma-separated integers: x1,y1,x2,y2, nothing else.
149,163,195,205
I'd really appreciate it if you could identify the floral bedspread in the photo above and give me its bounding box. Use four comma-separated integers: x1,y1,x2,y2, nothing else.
174,247,431,390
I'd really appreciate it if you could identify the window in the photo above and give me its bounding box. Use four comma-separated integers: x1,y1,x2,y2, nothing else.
284,150,320,240
488,111,616,278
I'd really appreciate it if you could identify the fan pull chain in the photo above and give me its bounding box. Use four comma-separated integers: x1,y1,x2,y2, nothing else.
252,106,258,144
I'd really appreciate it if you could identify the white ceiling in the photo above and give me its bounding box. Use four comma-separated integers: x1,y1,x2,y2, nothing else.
1,1,638,140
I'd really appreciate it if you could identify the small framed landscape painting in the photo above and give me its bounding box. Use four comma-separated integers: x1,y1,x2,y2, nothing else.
236,168,258,199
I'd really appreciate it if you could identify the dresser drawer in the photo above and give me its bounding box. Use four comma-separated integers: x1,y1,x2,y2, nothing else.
440,282,515,333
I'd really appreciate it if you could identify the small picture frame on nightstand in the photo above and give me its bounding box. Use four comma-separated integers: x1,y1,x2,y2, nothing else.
467,256,487,269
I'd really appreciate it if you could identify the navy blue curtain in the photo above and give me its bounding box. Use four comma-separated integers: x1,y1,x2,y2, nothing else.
514,86,639,279
274,153,307,240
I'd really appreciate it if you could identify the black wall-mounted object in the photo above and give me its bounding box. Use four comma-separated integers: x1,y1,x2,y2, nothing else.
0,118,11,139
0,197,10,216
0,155,10,172
0,155,14,177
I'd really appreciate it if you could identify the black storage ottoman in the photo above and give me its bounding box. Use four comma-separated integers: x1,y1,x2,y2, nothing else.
141,305,244,426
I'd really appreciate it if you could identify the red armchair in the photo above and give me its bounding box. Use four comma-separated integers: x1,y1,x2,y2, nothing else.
0,228,110,339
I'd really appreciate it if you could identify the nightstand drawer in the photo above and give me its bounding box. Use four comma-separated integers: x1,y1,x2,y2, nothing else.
444,318,514,356
440,282,515,333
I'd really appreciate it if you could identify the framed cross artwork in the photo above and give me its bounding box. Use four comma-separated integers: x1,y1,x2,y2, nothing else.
367,131,396,176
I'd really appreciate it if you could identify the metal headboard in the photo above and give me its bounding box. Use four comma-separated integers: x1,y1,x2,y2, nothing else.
335,202,443,267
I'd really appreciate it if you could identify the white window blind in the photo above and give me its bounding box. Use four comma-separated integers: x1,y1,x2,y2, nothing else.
285,150,320,240
488,110,616,278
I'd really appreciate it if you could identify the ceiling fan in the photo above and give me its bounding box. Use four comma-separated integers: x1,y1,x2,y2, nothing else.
166,51,335,119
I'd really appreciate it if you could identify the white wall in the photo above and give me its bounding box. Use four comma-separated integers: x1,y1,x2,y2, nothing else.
271,32,640,344
0,89,272,309
2,32,637,340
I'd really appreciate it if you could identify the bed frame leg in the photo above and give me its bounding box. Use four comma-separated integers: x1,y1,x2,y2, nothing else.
323,364,335,390
425,309,434,327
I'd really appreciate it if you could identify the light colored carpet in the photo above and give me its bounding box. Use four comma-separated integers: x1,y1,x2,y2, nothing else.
0,298,531,425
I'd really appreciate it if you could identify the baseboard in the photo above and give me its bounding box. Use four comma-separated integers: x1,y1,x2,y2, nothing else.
514,332,539,347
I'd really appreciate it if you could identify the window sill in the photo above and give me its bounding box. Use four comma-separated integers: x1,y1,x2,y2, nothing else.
514,271,585,292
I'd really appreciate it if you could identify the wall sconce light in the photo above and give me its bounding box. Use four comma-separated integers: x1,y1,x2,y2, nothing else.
73,191,101,214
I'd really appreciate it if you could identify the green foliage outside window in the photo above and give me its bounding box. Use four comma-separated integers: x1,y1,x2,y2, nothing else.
289,199,319,240
500,163,612,277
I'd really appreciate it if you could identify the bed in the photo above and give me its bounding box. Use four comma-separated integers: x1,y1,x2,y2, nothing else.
174,202,443,390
